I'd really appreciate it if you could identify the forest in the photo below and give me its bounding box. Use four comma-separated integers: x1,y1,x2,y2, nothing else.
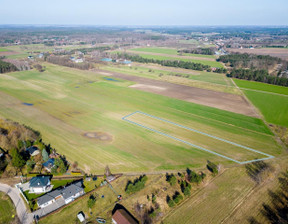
178,48,214,55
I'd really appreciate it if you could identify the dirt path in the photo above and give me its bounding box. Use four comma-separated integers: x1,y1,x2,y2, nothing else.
97,69,259,117
0,183,34,224
125,50,216,61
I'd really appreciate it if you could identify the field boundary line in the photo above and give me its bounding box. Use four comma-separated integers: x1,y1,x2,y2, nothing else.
122,111,274,164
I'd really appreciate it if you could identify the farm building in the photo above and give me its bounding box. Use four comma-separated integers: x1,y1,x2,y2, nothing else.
29,176,52,194
112,208,138,224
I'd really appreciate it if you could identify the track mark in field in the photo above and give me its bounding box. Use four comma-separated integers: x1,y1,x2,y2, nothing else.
122,111,274,164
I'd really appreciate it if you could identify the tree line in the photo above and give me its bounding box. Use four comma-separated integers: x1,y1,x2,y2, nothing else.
217,53,284,71
178,48,215,55
227,68,288,86
0,59,18,73
117,53,213,71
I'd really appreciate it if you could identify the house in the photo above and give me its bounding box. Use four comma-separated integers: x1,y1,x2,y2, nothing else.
42,158,55,172
37,189,62,208
112,209,138,224
62,181,85,204
26,146,40,157
29,176,52,194
36,181,84,208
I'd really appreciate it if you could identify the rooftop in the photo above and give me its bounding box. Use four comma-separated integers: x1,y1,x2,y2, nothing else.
29,176,50,188
112,209,138,224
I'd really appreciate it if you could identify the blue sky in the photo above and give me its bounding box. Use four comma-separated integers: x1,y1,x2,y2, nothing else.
0,0,287,25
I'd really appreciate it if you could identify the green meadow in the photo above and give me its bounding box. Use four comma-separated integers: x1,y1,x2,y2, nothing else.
234,79,288,127
130,47,216,59
0,48,9,52
132,52,223,68
0,64,283,173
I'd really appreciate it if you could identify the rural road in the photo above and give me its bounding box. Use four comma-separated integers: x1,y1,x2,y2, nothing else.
97,69,259,117
0,183,33,224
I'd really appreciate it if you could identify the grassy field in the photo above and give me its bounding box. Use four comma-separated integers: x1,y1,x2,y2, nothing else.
126,52,223,68
0,63,283,173
0,192,17,224
130,47,216,59
103,64,233,86
163,162,286,224
235,79,288,95
0,48,9,52
234,79,288,127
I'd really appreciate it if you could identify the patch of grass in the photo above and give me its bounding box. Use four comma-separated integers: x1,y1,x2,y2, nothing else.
23,191,45,201
242,90,288,127
0,192,17,224
0,48,9,52
131,47,179,55
51,179,75,189
234,79,288,95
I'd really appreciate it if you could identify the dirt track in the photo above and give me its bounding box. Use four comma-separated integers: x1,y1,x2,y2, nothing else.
97,69,259,117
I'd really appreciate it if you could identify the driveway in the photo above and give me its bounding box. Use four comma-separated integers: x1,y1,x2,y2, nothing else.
0,183,34,224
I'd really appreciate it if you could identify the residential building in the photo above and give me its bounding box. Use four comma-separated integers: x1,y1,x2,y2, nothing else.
42,158,55,172
29,176,52,194
26,146,40,157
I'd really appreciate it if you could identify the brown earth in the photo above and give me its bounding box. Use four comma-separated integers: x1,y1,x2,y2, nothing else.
83,132,113,142
97,69,259,117
227,48,288,61
0,51,18,56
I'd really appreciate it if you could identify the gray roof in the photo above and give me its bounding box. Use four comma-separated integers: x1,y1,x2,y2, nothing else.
37,189,61,206
37,181,83,206
26,146,39,155
62,181,83,200
29,176,50,188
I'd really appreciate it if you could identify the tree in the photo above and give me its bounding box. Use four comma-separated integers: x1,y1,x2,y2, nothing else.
42,149,49,162
87,195,96,208
11,148,25,170
26,160,35,173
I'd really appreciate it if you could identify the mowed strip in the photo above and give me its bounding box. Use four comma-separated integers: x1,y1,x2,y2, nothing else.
123,112,273,163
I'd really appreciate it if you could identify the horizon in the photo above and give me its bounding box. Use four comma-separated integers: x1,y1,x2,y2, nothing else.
1,0,287,26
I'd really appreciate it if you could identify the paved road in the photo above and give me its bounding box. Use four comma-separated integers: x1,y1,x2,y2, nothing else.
0,183,33,224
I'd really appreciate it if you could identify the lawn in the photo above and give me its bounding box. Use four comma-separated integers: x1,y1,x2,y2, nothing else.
131,47,179,55
51,179,75,189
0,63,283,173
0,192,17,224
234,79,288,127
0,48,9,52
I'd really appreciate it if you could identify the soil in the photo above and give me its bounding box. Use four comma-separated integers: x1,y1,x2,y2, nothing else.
96,69,259,117
83,132,113,142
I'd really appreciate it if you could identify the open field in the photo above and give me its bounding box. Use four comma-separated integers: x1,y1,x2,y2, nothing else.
234,79,288,127
227,48,288,60
163,159,288,224
0,63,283,173
0,48,9,52
130,47,216,59
123,111,273,163
235,79,288,95
102,64,234,88
97,69,258,116
0,192,17,224
114,50,223,67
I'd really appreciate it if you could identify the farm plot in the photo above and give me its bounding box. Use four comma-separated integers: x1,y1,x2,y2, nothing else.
0,63,283,173
123,111,273,164
234,79,288,127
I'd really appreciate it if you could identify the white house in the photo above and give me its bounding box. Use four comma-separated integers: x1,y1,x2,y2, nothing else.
29,176,52,194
